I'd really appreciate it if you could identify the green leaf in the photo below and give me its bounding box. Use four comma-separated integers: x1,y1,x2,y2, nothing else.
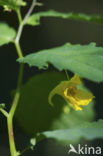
27,10,103,26
0,0,26,10
15,72,95,134
0,23,16,46
31,120,103,145
18,43,103,82
0,103,5,109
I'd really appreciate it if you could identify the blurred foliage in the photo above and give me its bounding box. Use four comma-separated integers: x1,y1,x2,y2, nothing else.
0,103,5,109
0,0,26,10
32,120,103,145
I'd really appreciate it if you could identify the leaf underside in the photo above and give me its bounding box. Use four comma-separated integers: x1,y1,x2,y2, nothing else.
0,23,16,46
0,0,26,10
31,120,103,145
18,43,103,82
27,10,103,26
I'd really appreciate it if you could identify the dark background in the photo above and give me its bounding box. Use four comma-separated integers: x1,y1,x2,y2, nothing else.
0,0,103,155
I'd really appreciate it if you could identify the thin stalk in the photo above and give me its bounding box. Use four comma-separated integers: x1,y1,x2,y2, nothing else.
7,116,19,156
15,0,37,44
7,62,24,156
9,63,24,119
0,108,9,118
20,146,30,155
16,9,22,25
17,64,24,88
14,42,23,58
23,0,37,24
7,1,37,155
8,40,24,156
9,89,20,120
65,70,69,80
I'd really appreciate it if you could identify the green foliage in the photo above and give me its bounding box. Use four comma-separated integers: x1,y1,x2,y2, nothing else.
18,43,103,82
0,103,5,109
0,23,16,46
0,0,26,10
30,120,103,145
15,72,95,134
27,10,103,26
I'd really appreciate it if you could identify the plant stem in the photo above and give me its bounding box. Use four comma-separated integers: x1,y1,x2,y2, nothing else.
7,116,19,156
17,64,24,88
20,146,30,155
7,1,37,155
8,26,24,156
9,64,24,119
9,89,20,120
15,0,37,44
14,42,23,58
7,62,24,156
65,70,69,80
0,108,9,118
23,0,37,24
16,9,22,25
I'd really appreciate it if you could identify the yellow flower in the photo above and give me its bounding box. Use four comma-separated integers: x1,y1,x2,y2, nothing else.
48,74,94,111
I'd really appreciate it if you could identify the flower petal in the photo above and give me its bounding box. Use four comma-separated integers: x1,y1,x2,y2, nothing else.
64,88,94,110
70,74,81,85
74,89,94,106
